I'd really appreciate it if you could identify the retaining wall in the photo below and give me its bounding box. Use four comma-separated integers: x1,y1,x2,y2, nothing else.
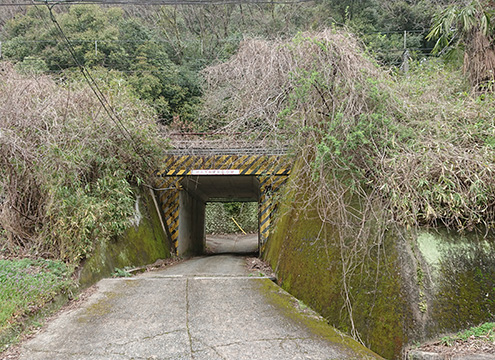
79,188,171,286
263,160,495,359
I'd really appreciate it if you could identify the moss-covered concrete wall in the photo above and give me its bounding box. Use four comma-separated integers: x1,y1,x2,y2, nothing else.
263,160,495,359
79,188,171,286
418,230,495,334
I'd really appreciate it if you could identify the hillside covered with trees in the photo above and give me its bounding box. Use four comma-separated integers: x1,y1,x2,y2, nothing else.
0,0,495,356
0,0,470,259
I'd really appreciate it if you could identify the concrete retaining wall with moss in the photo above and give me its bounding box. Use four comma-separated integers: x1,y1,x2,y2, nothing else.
79,188,171,286
263,162,495,360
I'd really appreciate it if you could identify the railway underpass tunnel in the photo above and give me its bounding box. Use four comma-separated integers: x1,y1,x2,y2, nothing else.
178,175,261,256
155,151,290,258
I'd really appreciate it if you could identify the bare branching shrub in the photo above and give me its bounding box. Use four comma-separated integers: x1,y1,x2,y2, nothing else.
201,28,495,341
0,63,164,262
202,30,383,137
202,28,495,232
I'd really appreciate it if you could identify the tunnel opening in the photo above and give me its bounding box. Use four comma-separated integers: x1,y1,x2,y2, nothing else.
205,201,259,255
156,152,290,258
178,175,261,257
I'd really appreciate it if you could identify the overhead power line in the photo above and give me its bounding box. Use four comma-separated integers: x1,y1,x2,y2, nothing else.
0,0,314,6
40,2,156,171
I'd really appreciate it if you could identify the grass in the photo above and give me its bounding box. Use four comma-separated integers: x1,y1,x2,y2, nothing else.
0,258,74,350
441,322,495,346
111,267,133,278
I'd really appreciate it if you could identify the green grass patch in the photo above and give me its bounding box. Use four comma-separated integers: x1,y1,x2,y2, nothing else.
0,259,74,346
441,322,495,346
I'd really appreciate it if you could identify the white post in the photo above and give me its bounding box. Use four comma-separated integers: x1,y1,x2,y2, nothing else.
402,31,409,74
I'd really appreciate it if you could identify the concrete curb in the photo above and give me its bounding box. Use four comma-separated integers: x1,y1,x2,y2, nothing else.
408,350,495,360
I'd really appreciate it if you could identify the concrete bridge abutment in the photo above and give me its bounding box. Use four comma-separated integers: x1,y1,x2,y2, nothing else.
178,189,206,256
154,149,291,256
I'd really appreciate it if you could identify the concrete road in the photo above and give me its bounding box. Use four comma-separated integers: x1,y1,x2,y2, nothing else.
16,255,382,360
205,233,258,254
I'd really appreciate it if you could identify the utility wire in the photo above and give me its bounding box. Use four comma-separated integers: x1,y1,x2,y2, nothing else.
364,29,427,35
1,0,314,6
27,2,82,78
42,2,155,171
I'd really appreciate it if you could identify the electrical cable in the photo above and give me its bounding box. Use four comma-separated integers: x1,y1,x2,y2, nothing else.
41,1,155,172
1,0,314,6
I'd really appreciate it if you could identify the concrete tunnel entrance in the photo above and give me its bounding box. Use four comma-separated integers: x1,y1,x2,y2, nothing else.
178,175,261,256
154,150,291,257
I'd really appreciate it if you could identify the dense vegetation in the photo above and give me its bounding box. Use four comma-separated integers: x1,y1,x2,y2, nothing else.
202,27,495,232
0,1,452,128
2,5,201,124
0,1,466,263
0,63,165,263
205,202,258,234
0,0,494,353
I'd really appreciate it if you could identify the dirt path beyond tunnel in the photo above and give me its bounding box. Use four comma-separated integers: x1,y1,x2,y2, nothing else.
206,233,258,254
14,255,382,360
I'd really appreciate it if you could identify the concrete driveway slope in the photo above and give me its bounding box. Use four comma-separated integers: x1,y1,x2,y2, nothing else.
17,255,382,360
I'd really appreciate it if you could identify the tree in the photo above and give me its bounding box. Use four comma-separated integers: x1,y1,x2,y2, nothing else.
427,0,495,89
2,5,201,123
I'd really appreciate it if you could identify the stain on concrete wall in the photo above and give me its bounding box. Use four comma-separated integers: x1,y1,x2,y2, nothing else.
263,159,495,359
79,188,170,287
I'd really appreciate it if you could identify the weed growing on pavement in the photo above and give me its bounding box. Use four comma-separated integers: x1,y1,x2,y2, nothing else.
111,267,133,278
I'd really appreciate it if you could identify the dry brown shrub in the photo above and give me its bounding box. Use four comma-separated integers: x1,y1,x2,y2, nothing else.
200,30,495,340
464,30,495,89
201,28,495,233
201,28,384,140
0,63,162,260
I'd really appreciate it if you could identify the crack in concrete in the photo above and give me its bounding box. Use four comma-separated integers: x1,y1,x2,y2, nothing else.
103,349,189,360
212,336,313,349
184,281,226,360
24,335,314,360
186,278,194,359
191,336,228,360
83,329,191,360
106,328,185,348
141,328,185,341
